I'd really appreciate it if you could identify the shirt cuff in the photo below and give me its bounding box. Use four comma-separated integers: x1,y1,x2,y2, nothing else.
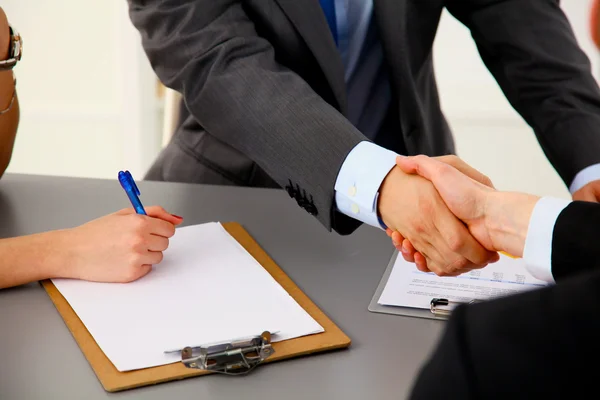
523,197,572,283
569,163,600,193
334,141,398,229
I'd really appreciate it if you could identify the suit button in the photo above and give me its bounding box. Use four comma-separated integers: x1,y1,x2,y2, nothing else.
351,204,360,214
348,186,357,197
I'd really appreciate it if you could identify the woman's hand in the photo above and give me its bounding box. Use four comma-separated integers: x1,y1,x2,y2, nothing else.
60,206,183,283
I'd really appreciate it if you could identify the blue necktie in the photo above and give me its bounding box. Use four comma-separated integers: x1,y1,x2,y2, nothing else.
319,0,338,46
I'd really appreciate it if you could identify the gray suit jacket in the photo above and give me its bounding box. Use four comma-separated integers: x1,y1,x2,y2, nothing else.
128,0,600,235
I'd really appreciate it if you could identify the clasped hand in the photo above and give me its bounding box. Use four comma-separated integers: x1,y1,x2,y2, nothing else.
378,155,500,276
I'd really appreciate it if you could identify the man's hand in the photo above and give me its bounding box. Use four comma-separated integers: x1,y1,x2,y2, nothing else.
433,155,495,189
385,155,495,266
378,162,498,276
573,180,600,202
394,155,539,271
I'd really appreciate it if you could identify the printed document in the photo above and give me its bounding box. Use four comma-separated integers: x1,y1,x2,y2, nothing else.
52,222,323,372
378,253,548,310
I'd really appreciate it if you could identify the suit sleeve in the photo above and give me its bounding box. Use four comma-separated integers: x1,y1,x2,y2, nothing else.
446,0,600,187
126,0,366,234
551,201,600,280
409,270,600,399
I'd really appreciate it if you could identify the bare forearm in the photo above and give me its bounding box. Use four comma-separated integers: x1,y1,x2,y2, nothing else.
0,230,72,289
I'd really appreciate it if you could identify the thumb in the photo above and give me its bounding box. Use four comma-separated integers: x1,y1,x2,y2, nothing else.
395,155,419,175
396,155,437,182
435,155,495,189
145,206,184,225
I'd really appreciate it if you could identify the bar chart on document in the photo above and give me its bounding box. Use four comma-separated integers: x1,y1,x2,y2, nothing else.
377,253,549,311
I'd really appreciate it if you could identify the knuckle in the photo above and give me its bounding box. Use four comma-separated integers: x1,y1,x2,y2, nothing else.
445,154,458,164
140,218,151,232
437,164,454,179
124,269,140,283
444,258,472,276
413,223,426,235
129,235,146,251
427,262,441,275
453,258,469,270
130,215,149,232
418,198,435,216
447,233,466,253
128,253,143,268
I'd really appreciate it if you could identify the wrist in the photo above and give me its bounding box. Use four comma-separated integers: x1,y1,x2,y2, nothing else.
40,228,78,279
483,191,540,257
377,166,401,230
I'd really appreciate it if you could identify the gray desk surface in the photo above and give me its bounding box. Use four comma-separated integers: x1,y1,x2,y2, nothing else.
0,174,444,400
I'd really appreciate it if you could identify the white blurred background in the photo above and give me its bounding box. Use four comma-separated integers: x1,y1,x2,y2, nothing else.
2,0,599,200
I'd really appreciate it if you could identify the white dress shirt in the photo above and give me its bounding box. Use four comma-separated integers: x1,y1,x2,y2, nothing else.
522,197,572,283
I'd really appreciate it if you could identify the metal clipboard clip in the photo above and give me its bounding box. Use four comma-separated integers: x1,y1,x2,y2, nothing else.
175,331,275,376
430,298,483,318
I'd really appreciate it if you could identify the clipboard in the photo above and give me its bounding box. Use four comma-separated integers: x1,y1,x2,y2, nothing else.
367,250,448,321
42,222,351,392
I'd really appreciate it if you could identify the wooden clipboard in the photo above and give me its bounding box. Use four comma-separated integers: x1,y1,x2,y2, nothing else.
41,222,351,392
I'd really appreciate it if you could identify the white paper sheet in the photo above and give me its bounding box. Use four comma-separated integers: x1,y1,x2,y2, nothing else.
51,222,323,372
378,253,549,310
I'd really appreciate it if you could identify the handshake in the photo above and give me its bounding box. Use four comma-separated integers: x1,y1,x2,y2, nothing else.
379,155,540,276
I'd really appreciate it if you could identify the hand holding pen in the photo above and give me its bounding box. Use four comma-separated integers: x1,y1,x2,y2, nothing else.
64,171,185,283
56,170,185,283
64,205,183,283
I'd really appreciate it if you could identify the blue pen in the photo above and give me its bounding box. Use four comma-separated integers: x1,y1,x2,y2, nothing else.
118,170,147,215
